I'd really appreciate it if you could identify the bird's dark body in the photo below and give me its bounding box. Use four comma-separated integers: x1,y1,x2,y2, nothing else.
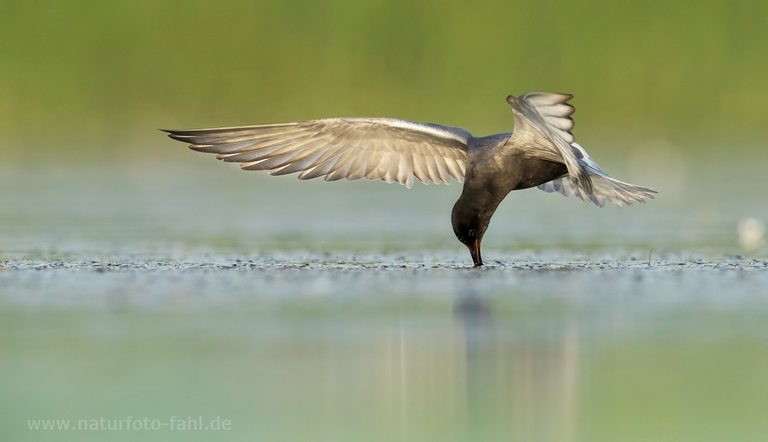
452,134,568,266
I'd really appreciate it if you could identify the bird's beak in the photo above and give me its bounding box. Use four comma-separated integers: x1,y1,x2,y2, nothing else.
506,95,517,106
470,238,483,267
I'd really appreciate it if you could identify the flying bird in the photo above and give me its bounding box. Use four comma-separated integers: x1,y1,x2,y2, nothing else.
163,92,656,267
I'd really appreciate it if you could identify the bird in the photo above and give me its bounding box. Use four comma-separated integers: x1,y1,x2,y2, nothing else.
163,92,656,267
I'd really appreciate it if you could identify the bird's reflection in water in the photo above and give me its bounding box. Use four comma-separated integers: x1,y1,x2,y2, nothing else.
307,288,582,440
454,289,496,440
454,288,580,441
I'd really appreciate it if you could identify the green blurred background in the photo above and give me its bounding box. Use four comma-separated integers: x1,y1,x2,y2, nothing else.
2,0,766,157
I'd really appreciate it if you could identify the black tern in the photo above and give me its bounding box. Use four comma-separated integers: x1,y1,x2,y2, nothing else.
163,92,656,267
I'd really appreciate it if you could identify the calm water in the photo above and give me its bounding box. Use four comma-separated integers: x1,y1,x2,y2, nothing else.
1,155,767,441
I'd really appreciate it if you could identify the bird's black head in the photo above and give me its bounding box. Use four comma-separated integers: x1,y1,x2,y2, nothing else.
453,224,479,248
451,209,485,267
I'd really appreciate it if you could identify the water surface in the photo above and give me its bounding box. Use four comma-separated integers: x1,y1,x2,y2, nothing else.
1,158,767,441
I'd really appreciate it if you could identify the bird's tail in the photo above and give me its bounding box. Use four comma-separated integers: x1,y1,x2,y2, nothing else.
538,143,657,207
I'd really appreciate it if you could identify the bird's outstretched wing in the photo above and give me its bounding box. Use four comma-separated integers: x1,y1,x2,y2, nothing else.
538,143,657,207
507,92,594,198
163,118,471,188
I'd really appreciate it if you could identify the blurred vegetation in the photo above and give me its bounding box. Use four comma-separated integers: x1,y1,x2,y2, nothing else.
0,0,766,154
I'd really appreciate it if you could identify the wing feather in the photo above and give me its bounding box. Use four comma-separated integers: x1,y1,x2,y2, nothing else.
298,155,340,180
219,134,325,163
443,156,464,182
411,152,430,184
432,155,451,184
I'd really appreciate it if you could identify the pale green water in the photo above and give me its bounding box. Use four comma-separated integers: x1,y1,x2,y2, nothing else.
1,157,767,441
3,259,768,441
